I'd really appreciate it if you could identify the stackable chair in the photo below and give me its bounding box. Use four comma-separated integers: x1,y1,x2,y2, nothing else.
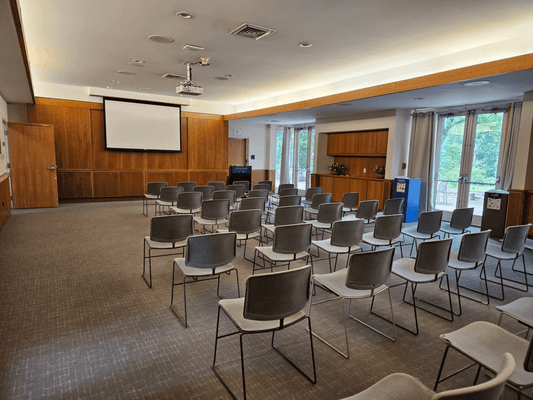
142,214,194,288
143,182,167,216
353,200,378,224
496,297,533,338
219,209,262,262
304,193,333,220
439,207,474,238
305,202,343,240
248,188,269,202
343,352,514,400
213,265,316,400
341,192,359,215
257,180,273,192
312,219,364,272
177,181,197,192
194,199,230,233
171,232,239,328
361,214,404,257
155,186,182,216
262,205,304,243
272,183,294,199
266,195,302,223
402,210,443,256
207,181,225,192
302,187,324,207
240,197,266,213
376,198,404,218
226,184,246,203
233,180,250,193
387,238,453,335
252,223,313,275
171,192,202,215
442,230,491,315
193,185,214,201
310,247,397,359
253,183,271,192
435,322,532,398
270,188,299,208
213,189,237,210
482,223,532,299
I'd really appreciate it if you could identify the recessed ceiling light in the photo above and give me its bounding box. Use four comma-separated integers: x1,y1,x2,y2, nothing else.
116,70,136,75
464,80,490,86
177,11,194,19
298,42,312,48
111,80,121,84
224,74,235,79
148,35,174,43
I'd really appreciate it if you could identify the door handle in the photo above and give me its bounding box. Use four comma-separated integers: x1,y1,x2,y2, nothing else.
458,176,463,183
47,164,55,170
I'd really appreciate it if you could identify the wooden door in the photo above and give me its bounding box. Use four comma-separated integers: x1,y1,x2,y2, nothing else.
228,138,246,166
8,123,59,208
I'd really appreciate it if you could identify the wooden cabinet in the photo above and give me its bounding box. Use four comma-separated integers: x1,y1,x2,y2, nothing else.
326,129,388,156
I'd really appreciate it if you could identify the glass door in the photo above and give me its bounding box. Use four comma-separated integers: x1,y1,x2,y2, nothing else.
292,127,315,190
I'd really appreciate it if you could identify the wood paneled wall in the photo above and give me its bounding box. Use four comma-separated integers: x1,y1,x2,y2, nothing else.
27,98,229,201
0,174,12,231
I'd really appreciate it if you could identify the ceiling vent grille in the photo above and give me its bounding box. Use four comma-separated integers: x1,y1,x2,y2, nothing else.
230,23,275,40
162,73,186,80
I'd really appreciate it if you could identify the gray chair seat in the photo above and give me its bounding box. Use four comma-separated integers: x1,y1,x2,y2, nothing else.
496,297,533,328
312,239,361,255
156,199,174,207
392,258,445,283
220,297,306,333
145,194,158,199
485,242,519,260
314,269,389,299
305,219,332,230
256,246,308,262
401,225,434,240
439,222,466,236
194,216,228,226
175,258,236,277
341,373,435,400
261,223,275,235
362,231,402,247
144,237,187,250
171,206,202,214
447,251,477,270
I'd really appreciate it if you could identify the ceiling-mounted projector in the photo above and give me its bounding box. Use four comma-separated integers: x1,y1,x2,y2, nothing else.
177,58,208,96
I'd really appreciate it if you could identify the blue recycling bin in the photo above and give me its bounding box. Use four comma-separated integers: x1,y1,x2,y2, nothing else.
393,177,421,223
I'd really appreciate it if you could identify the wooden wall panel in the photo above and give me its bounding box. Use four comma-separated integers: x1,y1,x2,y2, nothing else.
507,189,526,228
145,116,188,170
251,170,271,188
28,104,93,170
376,130,388,155
209,170,229,184
358,131,378,154
320,176,335,195
93,171,144,198
526,191,533,238
57,171,93,199
336,156,386,178
333,178,350,202
349,179,368,202
367,180,385,210
188,171,211,186
146,171,189,187
0,175,12,231
188,118,228,170
90,110,144,171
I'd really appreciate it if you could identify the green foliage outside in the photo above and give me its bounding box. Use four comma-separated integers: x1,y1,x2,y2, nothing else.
275,129,315,183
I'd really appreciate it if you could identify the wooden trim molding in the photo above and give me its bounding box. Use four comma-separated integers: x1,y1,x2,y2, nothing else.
35,97,104,110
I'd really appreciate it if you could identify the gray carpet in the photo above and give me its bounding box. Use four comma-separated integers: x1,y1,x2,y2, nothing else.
0,201,531,399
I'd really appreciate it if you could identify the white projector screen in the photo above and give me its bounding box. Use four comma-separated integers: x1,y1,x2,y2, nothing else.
104,98,181,152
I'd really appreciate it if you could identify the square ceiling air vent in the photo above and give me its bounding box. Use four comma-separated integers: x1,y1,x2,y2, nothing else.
230,23,275,40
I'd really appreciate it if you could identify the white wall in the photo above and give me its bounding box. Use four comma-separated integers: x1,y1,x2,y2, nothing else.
0,94,9,176
228,119,270,170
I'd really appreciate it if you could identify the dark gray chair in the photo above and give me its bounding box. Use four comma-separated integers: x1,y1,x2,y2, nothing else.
227,184,246,201
248,189,269,203
177,181,197,192
240,197,266,213
341,192,360,215
171,192,202,215
306,202,343,240
354,200,378,224
270,188,299,208
213,189,237,210
213,265,316,400
310,247,397,359
302,187,324,207
207,181,225,192
376,198,404,218
402,210,443,256
171,232,239,328
194,199,231,233
219,209,263,262
143,214,193,288
262,205,304,242
439,207,474,238
312,219,365,272
155,186,183,216
304,193,333,220
267,195,302,223
257,180,273,192
362,214,404,257
143,182,167,216
253,223,313,275
233,180,250,193
253,184,271,192
389,237,453,335
194,185,214,201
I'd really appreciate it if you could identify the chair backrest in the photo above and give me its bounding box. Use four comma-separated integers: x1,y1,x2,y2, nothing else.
383,198,405,215
200,199,230,220
449,207,474,230
185,232,237,270
226,184,246,199
373,214,403,241
277,183,294,194
304,187,323,200
417,210,443,234
457,230,491,263
146,182,167,196
317,202,343,224
356,200,378,221
253,184,271,192
207,181,225,192
213,190,236,207
414,237,453,275
240,197,266,212
150,214,194,244
501,223,532,254
273,205,304,226
258,180,273,192
248,189,269,199
176,192,203,211
229,209,262,235
233,180,250,192
310,193,333,209
177,181,197,192
431,352,515,400
342,192,359,209
279,188,298,197
193,185,214,201
330,219,365,248
345,247,395,291
272,223,312,254
278,195,302,207
243,265,311,322
159,186,182,203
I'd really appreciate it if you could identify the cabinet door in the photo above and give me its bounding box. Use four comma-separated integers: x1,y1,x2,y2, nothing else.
367,180,385,211
321,176,335,195
349,179,367,202
376,130,388,155
327,134,344,155
358,131,378,155
333,178,350,202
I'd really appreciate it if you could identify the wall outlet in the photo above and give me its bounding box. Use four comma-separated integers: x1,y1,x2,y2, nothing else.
363,168,366,173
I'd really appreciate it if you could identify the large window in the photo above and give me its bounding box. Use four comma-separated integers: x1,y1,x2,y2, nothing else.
275,126,315,190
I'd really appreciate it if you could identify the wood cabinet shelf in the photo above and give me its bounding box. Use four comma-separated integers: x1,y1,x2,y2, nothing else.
325,129,388,156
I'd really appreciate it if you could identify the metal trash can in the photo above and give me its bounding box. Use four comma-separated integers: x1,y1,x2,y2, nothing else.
480,189,509,239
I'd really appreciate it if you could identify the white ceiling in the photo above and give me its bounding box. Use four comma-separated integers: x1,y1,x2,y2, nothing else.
4,0,533,122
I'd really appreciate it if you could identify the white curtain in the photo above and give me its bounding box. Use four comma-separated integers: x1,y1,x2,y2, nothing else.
407,112,438,213
279,127,291,184
498,102,522,190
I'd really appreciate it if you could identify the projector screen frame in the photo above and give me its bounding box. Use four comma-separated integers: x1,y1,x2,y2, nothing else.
103,97,183,153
